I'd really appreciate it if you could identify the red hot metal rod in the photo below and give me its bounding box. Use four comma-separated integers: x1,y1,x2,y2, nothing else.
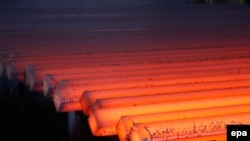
87,94,250,136
80,69,249,114
116,104,250,141
33,56,250,92
8,50,250,83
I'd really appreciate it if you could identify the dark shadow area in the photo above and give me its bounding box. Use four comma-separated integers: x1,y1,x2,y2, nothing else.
0,82,118,141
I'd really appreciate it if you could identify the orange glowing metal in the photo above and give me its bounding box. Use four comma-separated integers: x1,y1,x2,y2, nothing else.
169,135,226,141
1,4,250,140
57,71,250,112
7,47,250,83
96,83,250,109
128,112,250,141
14,51,250,89
53,62,250,112
87,94,250,136
36,53,249,82
58,69,250,112
82,79,250,113
116,104,250,141
4,45,250,64
43,57,250,95
26,57,249,88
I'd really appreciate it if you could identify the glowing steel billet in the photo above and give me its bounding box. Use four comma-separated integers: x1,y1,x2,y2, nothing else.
7,45,250,63
87,95,250,136
2,41,249,59
21,50,249,75
140,134,226,141
43,62,250,95
1,37,248,52
1,50,248,79
40,56,250,91
39,56,250,91
82,79,250,113
8,50,250,81
128,112,250,141
23,53,248,90
56,71,250,112
22,55,249,92
9,45,247,70
96,81,250,109
5,46,250,63
116,104,250,141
